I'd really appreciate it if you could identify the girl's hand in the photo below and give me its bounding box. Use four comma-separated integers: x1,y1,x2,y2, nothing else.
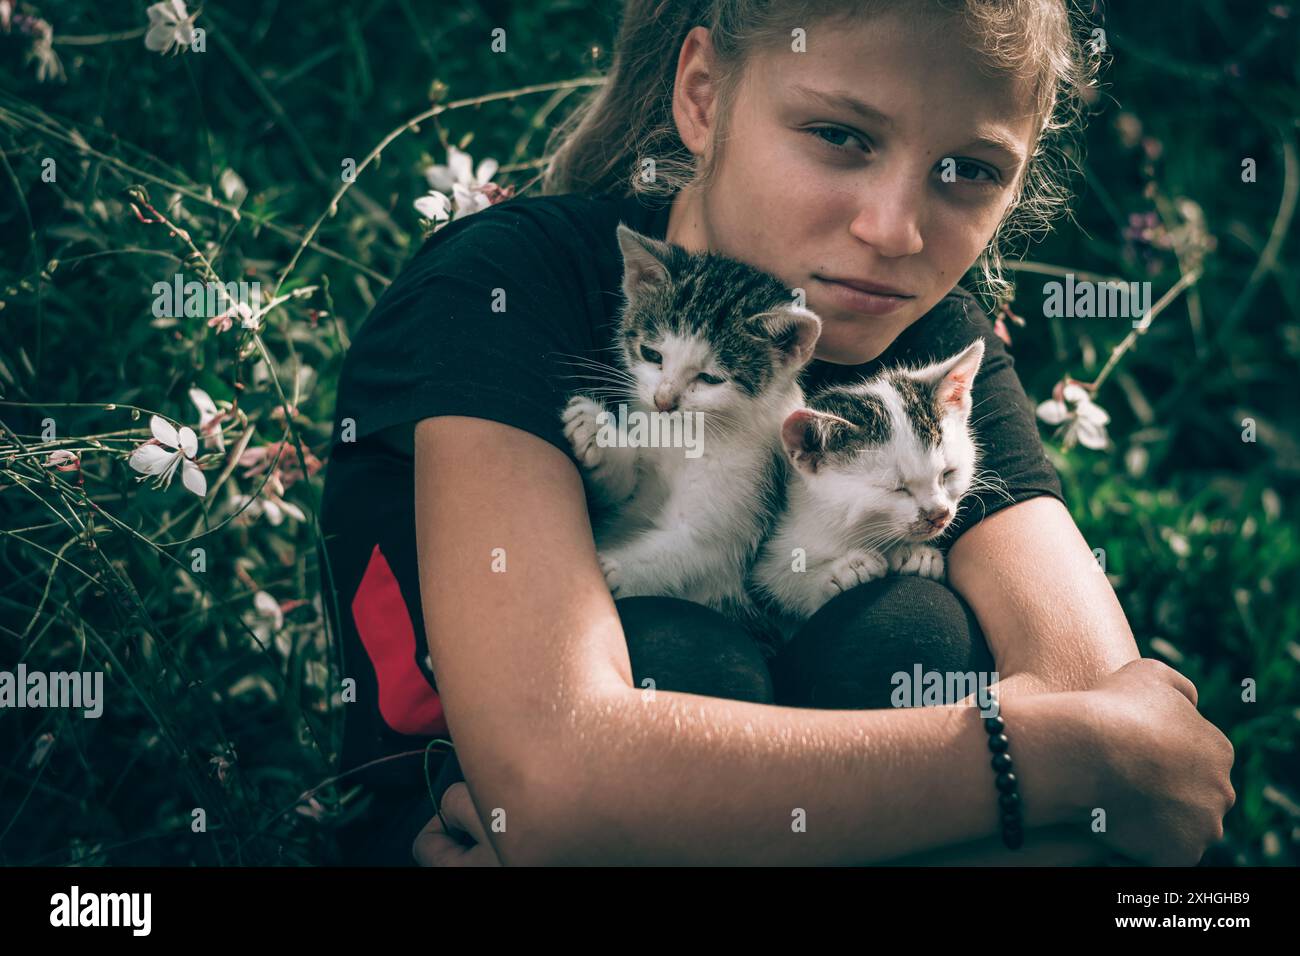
412,783,502,866
1083,658,1236,866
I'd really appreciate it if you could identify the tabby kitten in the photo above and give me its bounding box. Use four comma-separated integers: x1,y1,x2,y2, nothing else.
750,340,986,634
563,223,820,630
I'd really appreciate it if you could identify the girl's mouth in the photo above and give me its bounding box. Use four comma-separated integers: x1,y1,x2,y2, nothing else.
814,276,914,316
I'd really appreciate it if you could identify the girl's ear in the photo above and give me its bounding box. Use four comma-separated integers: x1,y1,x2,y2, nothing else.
909,339,986,417
751,305,823,370
781,407,851,474
616,223,673,305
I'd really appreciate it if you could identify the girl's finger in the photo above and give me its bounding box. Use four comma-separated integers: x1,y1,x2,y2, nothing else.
439,782,491,845
412,813,475,867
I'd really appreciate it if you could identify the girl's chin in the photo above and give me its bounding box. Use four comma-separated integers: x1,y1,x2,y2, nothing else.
811,309,919,365
811,333,888,366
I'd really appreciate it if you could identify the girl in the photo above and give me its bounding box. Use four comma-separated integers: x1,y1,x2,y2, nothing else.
322,0,1235,866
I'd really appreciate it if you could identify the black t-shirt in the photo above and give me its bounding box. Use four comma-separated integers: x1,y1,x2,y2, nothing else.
332,188,1063,537
319,189,1064,863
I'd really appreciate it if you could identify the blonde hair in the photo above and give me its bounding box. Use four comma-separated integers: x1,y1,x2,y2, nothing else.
540,0,1102,303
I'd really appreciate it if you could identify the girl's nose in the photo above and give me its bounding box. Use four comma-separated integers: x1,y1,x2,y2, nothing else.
848,175,925,258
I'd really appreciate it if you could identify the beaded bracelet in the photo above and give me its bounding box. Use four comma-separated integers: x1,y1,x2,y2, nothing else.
980,688,1024,850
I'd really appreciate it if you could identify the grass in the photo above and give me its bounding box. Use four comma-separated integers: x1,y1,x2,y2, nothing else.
0,0,1296,865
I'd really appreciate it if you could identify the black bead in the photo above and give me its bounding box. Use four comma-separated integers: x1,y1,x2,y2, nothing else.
1002,827,1024,850
991,752,1013,772
987,733,1009,753
999,792,1022,811
995,771,1018,793
1002,811,1022,827
983,715,1005,735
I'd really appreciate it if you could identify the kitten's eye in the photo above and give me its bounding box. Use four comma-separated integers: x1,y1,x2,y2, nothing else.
698,372,725,385
894,485,912,496
640,345,663,365
942,469,957,482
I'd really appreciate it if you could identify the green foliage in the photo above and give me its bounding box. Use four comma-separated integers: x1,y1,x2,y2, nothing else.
0,0,1296,865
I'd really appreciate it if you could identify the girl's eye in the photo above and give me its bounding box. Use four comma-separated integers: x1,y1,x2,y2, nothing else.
940,158,999,185
698,372,725,385
640,345,663,364
805,125,870,154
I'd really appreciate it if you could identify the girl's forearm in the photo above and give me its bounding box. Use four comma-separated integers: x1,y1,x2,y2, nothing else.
501,685,1098,865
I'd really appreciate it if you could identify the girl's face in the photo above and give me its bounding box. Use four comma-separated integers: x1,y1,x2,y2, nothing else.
666,12,1042,364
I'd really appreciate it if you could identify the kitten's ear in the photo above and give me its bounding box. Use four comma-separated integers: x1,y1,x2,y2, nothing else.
616,223,673,305
781,407,852,475
752,305,823,370
913,339,985,417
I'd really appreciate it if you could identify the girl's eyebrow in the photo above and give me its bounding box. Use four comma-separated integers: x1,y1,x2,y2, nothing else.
789,83,895,128
790,82,1027,170
958,130,1027,168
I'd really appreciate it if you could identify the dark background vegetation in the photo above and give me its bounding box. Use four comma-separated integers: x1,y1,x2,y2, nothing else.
0,1,1296,865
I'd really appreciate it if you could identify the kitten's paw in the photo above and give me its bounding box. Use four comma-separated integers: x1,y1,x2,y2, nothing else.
822,549,888,598
596,551,624,596
889,544,945,580
563,395,608,470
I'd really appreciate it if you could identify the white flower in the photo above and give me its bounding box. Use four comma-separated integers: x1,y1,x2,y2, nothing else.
128,415,207,496
1036,382,1111,450
28,731,55,770
219,168,248,204
188,387,227,454
416,145,501,223
425,144,499,195
230,486,305,526
25,18,65,84
144,0,197,56
413,191,452,222
244,590,286,654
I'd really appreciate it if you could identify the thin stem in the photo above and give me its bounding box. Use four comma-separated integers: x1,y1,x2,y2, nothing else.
1084,269,1202,394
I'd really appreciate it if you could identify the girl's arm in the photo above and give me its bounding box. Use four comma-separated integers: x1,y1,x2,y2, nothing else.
412,416,1224,866
947,496,1141,697
905,496,1169,865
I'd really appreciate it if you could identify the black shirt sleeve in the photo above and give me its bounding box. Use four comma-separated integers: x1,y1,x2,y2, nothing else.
332,203,602,461
890,288,1067,549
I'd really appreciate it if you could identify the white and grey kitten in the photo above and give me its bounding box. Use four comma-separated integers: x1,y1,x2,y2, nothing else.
750,339,986,632
563,223,821,627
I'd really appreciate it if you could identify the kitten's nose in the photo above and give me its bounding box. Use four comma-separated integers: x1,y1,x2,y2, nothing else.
923,507,951,530
654,394,678,412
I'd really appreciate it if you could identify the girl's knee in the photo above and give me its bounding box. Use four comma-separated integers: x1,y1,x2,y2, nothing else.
773,575,994,709
615,596,775,704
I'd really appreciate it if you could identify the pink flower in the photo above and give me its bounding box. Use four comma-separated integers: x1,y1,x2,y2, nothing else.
44,450,80,472
189,387,229,454
209,751,235,785
239,442,322,487
294,794,327,822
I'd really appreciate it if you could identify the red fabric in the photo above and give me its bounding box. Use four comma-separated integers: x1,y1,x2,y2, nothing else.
352,544,447,736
